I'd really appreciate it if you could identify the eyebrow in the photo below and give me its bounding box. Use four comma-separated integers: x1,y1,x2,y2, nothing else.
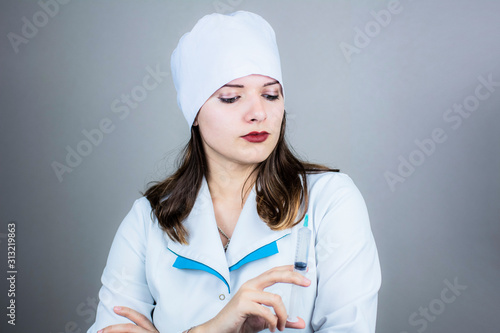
221,80,280,88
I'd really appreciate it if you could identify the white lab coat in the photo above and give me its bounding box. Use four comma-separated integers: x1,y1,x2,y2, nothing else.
87,172,381,333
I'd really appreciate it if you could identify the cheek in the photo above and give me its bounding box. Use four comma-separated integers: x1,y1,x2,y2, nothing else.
198,108,224,133
269,107,285,129
197,101,242,150
199,123,226,146
198,114,237,147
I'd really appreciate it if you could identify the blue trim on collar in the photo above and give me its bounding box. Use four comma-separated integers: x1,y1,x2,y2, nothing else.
229,237,285,271
169,250,230,294
168,234,290,294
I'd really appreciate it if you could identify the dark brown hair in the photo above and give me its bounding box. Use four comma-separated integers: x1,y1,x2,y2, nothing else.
143,112,338,244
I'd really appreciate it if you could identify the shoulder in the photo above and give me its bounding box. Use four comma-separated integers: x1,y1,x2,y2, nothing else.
132,196,155,215
305,171,370,230
124,196,155,224
306,171,362,198
115,197,157,239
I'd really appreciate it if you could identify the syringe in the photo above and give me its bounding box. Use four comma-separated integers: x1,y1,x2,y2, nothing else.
287,214,312,323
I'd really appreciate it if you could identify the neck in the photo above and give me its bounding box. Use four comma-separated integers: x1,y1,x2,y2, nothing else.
206,162,257,204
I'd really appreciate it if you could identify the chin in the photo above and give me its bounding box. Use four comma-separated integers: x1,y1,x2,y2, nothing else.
243,153,273,166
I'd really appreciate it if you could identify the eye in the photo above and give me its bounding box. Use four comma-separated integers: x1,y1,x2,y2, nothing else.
263,94,279,101
218,96,240,104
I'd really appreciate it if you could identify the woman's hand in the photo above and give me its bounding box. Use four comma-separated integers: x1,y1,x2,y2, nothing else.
97,306,159,333
199,265,310,333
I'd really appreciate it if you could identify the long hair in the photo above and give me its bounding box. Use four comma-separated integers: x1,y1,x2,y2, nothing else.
143,112,338,244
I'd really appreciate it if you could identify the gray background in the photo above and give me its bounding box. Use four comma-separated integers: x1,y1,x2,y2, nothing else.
1,0,499,332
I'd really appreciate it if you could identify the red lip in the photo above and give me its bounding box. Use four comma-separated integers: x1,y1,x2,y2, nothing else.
242,131,269,143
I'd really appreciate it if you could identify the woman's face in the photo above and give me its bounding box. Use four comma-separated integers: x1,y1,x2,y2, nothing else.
194,74,284,170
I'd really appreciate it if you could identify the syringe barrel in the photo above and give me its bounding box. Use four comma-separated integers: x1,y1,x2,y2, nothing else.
288,224,312,322
294,226,311,271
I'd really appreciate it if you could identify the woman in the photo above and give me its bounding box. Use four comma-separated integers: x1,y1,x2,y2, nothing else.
88,11,381,333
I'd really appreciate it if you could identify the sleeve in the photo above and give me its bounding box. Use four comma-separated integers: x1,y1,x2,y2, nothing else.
311,174,381,332
87,198,155,333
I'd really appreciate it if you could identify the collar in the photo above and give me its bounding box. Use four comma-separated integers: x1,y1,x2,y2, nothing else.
166,177,291,292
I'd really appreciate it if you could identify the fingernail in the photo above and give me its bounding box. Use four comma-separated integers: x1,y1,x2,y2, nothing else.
114,306,121,311
97,330,103,333
303,277,311,284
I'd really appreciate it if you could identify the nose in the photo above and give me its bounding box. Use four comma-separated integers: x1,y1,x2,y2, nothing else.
244,94,267,123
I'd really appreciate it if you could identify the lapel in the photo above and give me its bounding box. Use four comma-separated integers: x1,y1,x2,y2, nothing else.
166,177,291,293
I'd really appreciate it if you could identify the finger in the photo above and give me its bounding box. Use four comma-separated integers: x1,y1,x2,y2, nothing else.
243,290,288,331
267,293,288,332
98,322,141,333
113,306,156,331
249,302,279,332
250,266,311,290
285,316,306,329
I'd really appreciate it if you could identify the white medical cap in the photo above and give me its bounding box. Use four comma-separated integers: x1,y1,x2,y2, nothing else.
171,10,284,127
